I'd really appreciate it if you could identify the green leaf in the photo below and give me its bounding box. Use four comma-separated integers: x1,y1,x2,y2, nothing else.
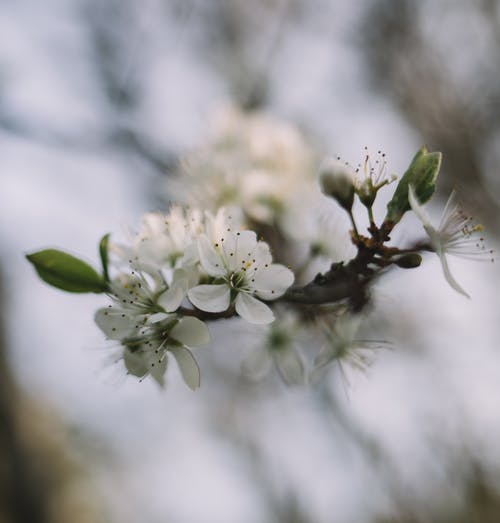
385,146,442,225
99,233,111,282
26,249,107,293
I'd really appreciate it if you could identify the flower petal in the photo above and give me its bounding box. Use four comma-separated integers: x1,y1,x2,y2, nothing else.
253,241,272,266
197,234,225,277
241,347,272,380
148,312,169,323
253,264,295,300
408,184,439,241
438,252,470,298
181,243,200,266
158,279,188,312
188,284,231,312
170,346,201,390
148,356,168,386
274,348,305,385
171,317,210,347
94,308,136,340
141,345,169,386
234,230,258,266
123,349,148,378
235,293,274,324
408,185,430,225
409,184,445,251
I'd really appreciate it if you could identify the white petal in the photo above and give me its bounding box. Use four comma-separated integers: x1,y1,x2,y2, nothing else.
197,234,226,277
188,284,231,312
142,212,167,236
182,243,200,266
158,279,187,312
253,241,272,266
220,232,238,271
439,252,470,298
253,264,295,300
149,356,168,386
275,348,305,385
123,349,148,378
184,266,200,288
235,293,274,324
148,312,169,323
438,190,458,232
171,317,210,347
234,230,258,266
142,345,169,386
95,308,136,340
241,347,272,380
170,346,201,390
408,185,434,230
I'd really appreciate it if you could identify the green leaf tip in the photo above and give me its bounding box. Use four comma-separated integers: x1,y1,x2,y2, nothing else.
99,233,111,282
385,146,442,226
26,249,107,293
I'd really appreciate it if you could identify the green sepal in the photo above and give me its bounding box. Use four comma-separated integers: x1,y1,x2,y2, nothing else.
26,249,107,293
99,233,111,282
385,147,442,225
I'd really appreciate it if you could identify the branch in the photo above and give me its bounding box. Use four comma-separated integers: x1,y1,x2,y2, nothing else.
283,262,372,306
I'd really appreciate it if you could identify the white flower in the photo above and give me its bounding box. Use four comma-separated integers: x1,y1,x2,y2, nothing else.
241,312,305,385
311,314,388,382
176,105,318,231
122,315,209,389
408,185,491,298
187,230,294,324
110,206,206,312
97,309,209,389
94,273,209,389
112,205,204,273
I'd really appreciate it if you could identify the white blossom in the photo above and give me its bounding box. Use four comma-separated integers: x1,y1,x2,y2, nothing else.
187,229,294,324
408,185,492,298
176,105,318,233
112,205,204,273
311,314,387,382
241,312,305,385
95,272,209,389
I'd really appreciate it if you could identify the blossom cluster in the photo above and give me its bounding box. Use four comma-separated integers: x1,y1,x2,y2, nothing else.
27,106,491,391
95,207,295,388
174,105,345,274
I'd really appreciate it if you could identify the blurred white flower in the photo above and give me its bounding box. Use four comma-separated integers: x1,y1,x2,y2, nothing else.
241,312,305,385
187,230,294,324
408,185,492,298
311,314,387,382
177,105,318,234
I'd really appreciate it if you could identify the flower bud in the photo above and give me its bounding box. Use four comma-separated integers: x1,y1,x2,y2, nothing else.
319,160,355,211
394,253,422,269
357,178,376,208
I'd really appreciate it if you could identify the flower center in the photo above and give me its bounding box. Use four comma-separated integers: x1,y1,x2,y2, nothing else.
228,270,247,290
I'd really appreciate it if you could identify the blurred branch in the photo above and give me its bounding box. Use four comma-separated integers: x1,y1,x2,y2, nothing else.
84,0,176,174
0,266,50,523
0,264,108,523
360,0,500,227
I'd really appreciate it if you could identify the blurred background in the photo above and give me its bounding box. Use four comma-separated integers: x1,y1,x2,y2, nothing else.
2,0,500,521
